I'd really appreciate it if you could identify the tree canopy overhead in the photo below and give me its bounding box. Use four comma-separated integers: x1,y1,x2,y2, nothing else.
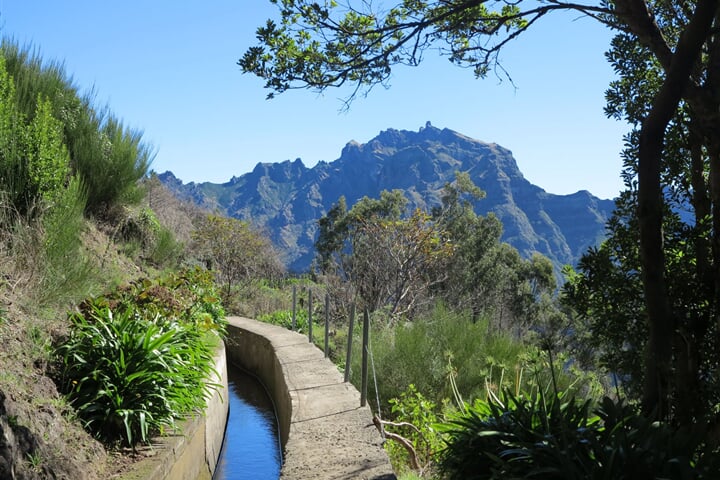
240,0,615,100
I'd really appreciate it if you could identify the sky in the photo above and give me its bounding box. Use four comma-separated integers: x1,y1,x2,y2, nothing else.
1,1,629,199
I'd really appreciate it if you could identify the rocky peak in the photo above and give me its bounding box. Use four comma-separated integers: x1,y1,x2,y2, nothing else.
160,124,614,273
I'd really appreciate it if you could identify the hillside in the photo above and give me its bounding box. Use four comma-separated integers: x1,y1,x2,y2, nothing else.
160,123,615,273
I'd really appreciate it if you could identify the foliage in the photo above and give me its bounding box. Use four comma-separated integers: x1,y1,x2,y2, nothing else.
147,226,184,267
348,306,601,415
258,308,310,332
84,267,227,336
439,392,720,479
433,173,558,331
383,384,443,476
591,398,720,479
439,389,600,480
316,179,560,328
116,205,183,267
36,176,97,306
0,55,70,216
56,268,226,447
57,302,218,446
192,214,285,301
1,40,152,216
240,0,536,100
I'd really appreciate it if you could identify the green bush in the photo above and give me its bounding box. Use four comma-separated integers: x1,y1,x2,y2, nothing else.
442,390,599,479
349,305,604,417
438,393,720,480
349,306,529,412
87,267,227,336
57,302,218,446
589,398,720,479
148,226,183,268
1,41,152,216
0,54,72,217
57,268,227,447
258,308,309,331
37,176,96,306
383,384,443,476
117,206,183,267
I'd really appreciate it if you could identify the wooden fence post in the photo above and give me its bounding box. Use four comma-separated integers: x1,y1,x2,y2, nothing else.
361,308,369,407
308,289,313,343
324,294,330,358
291,284,297,331
344,304,355,383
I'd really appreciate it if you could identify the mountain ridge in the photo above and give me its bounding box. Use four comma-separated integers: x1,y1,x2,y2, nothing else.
159,123,614,273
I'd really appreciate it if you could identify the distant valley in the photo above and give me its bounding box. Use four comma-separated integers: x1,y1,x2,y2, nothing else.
159,123,615,274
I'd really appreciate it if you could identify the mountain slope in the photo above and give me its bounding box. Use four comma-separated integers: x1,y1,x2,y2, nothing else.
160,123,614,273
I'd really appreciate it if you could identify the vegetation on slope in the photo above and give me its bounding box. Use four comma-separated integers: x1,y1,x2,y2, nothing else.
0,40,247,478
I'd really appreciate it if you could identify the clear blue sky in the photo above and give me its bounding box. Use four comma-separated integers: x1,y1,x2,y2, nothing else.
1,1,628,199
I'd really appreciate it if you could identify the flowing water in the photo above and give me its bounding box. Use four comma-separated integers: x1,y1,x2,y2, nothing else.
213,366,282,479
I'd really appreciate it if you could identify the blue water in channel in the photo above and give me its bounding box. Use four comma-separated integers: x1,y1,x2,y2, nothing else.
213,366,282,480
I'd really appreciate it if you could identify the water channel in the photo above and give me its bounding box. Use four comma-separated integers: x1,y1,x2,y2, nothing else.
213,366,282,479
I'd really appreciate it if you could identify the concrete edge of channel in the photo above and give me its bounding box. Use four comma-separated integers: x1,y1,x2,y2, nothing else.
225,316,396,480
117,344,229,480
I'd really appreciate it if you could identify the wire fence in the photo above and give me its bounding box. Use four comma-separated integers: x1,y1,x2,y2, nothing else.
289,284,371,407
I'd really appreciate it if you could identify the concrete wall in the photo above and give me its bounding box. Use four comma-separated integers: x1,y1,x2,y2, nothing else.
225,318,292,446
118,345,229,480
226,316,396,480
120,316,395,480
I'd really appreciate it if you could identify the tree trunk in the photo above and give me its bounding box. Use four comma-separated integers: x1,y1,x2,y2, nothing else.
709,145,720,335
635,0,718,418
638,108,673,418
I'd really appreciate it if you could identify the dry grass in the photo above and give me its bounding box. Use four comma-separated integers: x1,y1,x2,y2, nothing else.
0,251,108,479
142,175,206,248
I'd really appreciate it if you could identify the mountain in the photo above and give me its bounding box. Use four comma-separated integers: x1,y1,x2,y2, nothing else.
159,123,615,274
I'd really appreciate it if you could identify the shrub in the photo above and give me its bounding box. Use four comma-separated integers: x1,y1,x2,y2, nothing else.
438,392,720,480
0,54,72,217
57,268,226,447
57,302,218,446
439,390,600,480
147,226,183,268
1,40,152,216
85,267,227,336
589,398,720,479
349,306,529,412
116,206,183,267
258,308,309,331
382,384,443,476
37,176,96,306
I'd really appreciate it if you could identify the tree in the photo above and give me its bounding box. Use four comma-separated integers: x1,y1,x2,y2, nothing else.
431,172,558,332
564,18,720,423
192,214,285,300
241,0,720,420
316,176,559,329
315,190,454,316
350,208,454,316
